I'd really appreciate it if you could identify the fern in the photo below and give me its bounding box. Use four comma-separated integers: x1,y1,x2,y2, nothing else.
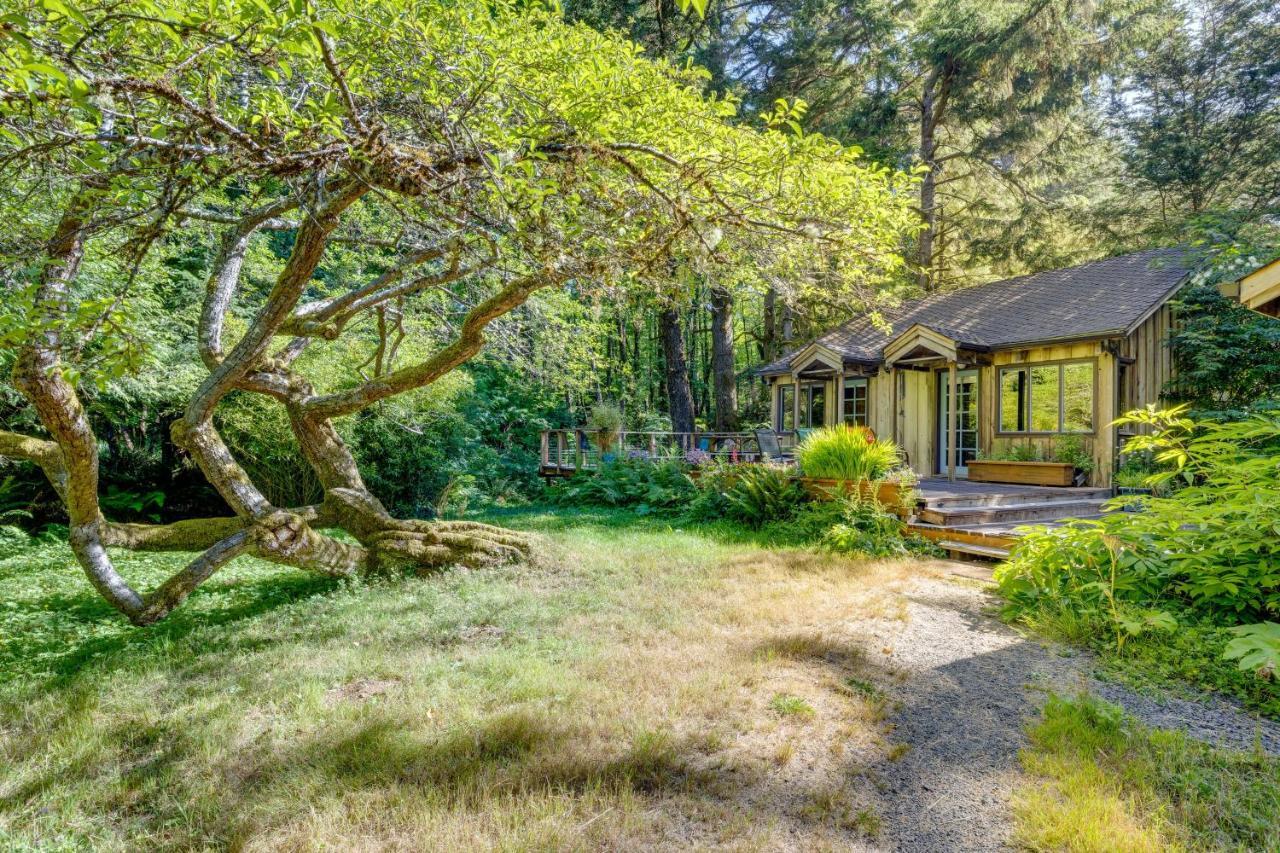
722,465,804,528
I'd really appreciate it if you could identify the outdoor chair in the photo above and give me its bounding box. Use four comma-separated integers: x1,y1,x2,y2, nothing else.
754,429,794,463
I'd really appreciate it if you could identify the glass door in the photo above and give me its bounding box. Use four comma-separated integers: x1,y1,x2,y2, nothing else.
937,369,979,475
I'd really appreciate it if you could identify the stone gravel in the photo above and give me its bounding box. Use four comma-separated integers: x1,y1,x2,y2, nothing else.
858,564,1280,852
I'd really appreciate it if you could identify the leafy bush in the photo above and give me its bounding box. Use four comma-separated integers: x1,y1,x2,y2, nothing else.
722,465,805,528
820,496,941,558
551,459,695,514
1053,434,1094,475
1000,408,1280,622
0,525,31,558
795,426,901,481
683,464,737,522
1225,623,1280,682
983,443,1044,462
997,407,1280,700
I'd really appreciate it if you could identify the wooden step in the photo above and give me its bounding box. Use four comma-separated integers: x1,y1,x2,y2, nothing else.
918,499,1108,527
908,523,1017,550
938,540,1011,561
923,487,1111,509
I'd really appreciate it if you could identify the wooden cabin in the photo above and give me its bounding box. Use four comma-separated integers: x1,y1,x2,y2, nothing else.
757,249,1201,487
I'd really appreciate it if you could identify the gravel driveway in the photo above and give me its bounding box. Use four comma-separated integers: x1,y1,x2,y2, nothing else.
858,563,1280,852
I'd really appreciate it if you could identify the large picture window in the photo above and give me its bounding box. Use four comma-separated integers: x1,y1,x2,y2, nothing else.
999,361,1094,434
777,384,795,431
843,377,869,427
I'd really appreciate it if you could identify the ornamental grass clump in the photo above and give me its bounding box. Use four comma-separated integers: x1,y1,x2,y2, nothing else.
796,426,901,481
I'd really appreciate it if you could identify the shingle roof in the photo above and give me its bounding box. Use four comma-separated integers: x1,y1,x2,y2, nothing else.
758,248,1192,375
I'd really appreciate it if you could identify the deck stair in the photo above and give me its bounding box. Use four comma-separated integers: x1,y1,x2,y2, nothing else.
907,480,1113,562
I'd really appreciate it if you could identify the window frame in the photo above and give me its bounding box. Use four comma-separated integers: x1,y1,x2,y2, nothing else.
799,381,827,428
776,383,796,432
996,358,1098,436
842,376,870,427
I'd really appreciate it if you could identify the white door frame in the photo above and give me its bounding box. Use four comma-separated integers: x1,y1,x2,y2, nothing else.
937,368,979,476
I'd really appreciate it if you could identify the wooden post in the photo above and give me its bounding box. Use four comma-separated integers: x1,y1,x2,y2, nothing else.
540,431,549,470
890,368,899,446
648,433,657,458
834,374,844,427
556,431,565,470
574,429,585,471
947,361,958,482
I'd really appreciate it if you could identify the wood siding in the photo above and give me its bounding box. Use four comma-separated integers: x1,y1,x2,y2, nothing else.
1118,303,1175,413
977,341,1118,486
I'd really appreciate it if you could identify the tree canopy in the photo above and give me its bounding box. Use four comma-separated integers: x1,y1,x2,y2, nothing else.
0,0,915,623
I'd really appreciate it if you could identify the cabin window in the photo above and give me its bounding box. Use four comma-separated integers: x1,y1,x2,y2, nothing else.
777,384,795,431
999,361,1094,434
800,383,826,428
843,377,869,427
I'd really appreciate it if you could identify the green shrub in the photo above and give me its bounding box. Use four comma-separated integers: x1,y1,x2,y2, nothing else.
983,443,1044,462
820,496,940,558
759,499,846,544
795,426,901,481
997,407,1280,704
722,465,805,528
551,458,694,514
0,525,31,559
1224,623,1280,682
1053,434,1094,475
999,408,1280,623
683,464,736,522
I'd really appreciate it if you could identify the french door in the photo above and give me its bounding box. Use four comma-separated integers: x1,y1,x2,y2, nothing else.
937,369,979,475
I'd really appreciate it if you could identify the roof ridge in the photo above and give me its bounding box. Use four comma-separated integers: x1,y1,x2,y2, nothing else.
759,247,1192,376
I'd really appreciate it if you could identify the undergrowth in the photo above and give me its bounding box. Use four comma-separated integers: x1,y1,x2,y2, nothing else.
1015,694,1280,851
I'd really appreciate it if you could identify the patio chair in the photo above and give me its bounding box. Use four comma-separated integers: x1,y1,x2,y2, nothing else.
754,429,793,463
795,427,815,444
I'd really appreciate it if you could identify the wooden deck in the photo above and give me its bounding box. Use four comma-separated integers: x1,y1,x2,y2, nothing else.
539,429,782,478
538,431,1114,562
908,478,1113,561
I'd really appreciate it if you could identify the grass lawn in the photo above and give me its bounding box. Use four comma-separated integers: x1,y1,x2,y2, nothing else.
0,508,916,851
1015,694,1280,852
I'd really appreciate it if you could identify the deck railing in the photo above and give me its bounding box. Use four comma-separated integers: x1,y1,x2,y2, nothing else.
539,429,794,475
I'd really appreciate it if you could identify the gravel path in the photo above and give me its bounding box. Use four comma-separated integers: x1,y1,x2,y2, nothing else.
858,564,1280,852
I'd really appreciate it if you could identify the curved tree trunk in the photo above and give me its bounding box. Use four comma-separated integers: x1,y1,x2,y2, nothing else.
4,182,544,627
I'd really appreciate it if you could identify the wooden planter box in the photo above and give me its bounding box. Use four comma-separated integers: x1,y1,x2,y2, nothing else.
966,460,1075,487
799,478,914,514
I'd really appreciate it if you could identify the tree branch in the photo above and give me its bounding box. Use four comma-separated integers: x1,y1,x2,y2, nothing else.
301,267,568,419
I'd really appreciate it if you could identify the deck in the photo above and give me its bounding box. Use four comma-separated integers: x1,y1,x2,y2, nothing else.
539,429,1113,561
907,478,1113,560
539,428,780,477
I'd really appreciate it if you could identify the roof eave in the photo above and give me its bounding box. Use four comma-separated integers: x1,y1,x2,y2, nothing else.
992,330,1127,350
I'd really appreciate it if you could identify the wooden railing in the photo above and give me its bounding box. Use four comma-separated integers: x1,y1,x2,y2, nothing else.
539,429,793,475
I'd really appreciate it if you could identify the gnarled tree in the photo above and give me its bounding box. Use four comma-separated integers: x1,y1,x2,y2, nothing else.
0,0,915,624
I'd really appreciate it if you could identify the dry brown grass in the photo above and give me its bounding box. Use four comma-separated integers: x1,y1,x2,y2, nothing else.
0,511,952,851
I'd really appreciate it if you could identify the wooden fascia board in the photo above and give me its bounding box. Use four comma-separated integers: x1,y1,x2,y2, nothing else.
790,342,843,375
1241,260,1280,312
883,323,959,364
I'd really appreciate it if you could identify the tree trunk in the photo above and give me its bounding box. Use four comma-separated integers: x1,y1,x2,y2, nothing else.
761,286,778,361
710,287,737,431
660,307,695,436
917,72,939,292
